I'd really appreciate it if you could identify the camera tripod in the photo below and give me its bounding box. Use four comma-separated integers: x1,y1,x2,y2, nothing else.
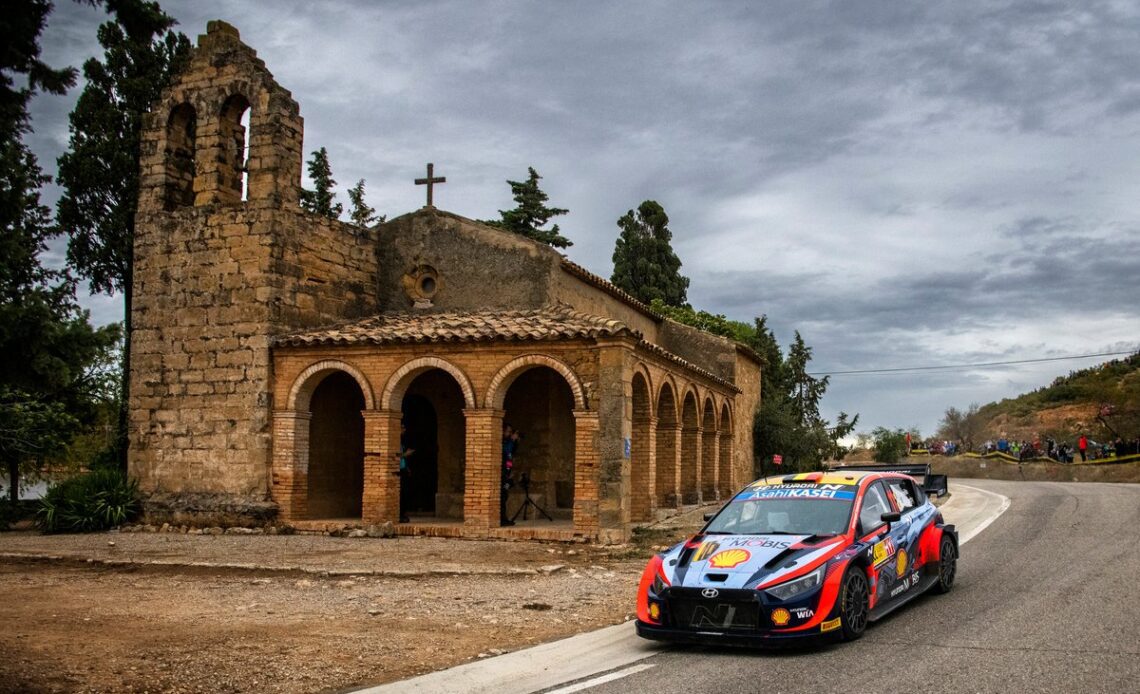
511,471,553,522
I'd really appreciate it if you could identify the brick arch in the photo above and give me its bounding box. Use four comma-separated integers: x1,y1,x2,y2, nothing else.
287,359,375,412
485,354,586,410
720,401,733,433
655,375,679,421
631,362,654,419
381,356,476,411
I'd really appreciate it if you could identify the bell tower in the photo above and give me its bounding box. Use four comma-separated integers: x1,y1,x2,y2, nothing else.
129,21,377,519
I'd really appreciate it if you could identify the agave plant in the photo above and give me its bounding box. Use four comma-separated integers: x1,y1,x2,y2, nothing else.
37,470,141,533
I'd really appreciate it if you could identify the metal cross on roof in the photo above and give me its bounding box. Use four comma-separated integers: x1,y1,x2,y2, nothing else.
415,163,446,208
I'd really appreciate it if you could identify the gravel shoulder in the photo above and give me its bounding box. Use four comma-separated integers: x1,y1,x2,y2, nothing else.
0,508,710,693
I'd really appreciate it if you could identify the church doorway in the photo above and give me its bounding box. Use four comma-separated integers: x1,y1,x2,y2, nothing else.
502,366,576,520
306,371,364,519
400,369,467,520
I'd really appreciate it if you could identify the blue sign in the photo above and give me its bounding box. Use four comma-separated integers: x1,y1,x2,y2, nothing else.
624,437,632,459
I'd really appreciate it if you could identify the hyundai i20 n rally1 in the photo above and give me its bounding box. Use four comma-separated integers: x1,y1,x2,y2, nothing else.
636,471,958,645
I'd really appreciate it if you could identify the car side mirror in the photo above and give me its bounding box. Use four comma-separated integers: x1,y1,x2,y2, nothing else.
703,512,716,522
881,511,901,527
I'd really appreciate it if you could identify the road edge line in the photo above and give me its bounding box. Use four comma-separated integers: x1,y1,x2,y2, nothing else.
953,483,1011,545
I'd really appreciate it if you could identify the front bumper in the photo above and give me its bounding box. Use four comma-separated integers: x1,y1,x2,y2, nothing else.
635,620,837,647
636,586,839,647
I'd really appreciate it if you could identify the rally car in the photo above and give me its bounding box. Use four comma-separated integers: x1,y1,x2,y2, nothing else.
636,471,958,645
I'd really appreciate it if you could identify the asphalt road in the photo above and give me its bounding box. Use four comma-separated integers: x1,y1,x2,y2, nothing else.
574,479,1140,694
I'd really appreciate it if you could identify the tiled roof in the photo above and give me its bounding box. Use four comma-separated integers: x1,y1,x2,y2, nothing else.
273,307,635,347
274,306,741,392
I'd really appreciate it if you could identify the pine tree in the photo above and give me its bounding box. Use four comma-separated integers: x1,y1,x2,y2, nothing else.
483,167,571,248
54,0,190,470
610,200,689,307
300,147,343,219
347,178,382,229
2,0,121,499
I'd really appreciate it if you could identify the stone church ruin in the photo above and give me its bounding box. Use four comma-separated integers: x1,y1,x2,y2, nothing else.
128,21,762,542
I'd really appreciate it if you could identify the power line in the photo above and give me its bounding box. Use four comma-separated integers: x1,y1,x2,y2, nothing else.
809,350,1137,376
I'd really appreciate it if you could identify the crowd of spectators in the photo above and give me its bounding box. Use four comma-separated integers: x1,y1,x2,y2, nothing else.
976,434,1140,462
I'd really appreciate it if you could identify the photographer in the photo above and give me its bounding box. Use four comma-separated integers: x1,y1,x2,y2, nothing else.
501,424,520,526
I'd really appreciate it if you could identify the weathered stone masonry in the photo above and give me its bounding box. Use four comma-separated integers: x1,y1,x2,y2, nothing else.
128,21,763,541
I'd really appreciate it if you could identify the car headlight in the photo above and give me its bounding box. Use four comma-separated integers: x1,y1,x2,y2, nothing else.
765,565,825,601
651,572,667,595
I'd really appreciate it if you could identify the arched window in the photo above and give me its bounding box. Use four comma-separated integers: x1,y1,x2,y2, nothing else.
220,94,251,202
164,103,196,209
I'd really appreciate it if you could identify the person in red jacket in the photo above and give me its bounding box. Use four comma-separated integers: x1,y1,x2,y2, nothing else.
1078,434,1088,462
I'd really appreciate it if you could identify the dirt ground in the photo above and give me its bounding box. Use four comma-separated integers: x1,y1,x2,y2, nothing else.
0,511,706,694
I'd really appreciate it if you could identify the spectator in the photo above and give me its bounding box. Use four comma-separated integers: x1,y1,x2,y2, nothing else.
1078,434,1088,462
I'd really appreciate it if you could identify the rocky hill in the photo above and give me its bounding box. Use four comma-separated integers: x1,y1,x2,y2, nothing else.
968,352,1140,446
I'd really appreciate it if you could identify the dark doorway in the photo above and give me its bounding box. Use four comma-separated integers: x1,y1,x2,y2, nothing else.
307,371,364,518
400,368,467,519
503,366,576,519
401,394,438,514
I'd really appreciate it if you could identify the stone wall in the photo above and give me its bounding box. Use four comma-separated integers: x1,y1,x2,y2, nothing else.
128,21,378,511
376,209,555,313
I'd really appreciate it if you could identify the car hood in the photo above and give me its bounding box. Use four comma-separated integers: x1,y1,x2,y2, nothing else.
660,533,846,590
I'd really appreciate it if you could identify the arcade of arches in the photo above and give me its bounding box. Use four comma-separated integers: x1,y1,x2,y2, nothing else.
270,341,753,541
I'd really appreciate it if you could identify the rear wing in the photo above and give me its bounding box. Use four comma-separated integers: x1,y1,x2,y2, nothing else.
827,462,949,498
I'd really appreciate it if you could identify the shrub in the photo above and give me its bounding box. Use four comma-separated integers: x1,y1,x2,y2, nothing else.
37,469,140,533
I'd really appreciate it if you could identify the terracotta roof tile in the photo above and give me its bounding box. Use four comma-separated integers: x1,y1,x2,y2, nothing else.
273,307,634,347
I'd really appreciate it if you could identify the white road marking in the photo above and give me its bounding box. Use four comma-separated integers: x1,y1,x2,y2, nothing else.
951,483,1011,545
543,663,657,694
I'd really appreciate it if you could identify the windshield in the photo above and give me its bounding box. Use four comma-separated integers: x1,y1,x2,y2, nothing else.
705,484,856,536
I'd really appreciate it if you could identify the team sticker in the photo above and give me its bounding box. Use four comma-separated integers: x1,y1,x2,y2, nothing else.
872,537,896,566
707,549,751,569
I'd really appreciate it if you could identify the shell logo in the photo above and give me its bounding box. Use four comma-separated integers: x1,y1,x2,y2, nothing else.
896,548,908,577
707,548,751,569
771,608,791,627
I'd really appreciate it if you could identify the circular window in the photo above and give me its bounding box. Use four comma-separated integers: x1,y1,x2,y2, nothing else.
403,264,440,306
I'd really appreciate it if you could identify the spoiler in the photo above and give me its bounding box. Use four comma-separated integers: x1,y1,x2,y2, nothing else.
825,462,949,498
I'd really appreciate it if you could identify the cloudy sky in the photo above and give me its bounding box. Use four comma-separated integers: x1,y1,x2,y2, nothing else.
28,0,1140,438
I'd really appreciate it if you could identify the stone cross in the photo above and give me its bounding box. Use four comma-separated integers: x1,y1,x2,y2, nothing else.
415,163,446,208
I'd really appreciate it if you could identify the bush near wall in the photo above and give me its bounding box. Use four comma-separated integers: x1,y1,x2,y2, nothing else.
37,470,141,533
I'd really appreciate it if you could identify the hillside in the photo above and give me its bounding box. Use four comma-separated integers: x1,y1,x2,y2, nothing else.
968,352,1140,446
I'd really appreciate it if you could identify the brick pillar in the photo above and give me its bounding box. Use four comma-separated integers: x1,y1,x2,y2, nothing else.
362,409,401,523
270,410,310,521
463,408,504,528
702,427,719,500
572,410,600,535
656,422,681,508
718,431,734,496
631,415,657,522
681,424,703,505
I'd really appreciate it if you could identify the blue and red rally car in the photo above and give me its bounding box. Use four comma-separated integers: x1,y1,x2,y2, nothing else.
636,471,958,645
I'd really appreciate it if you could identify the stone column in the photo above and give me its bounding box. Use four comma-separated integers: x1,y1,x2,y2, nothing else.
572,409,600,537
362,409,401,523
631,415,657,523
463,408,504,528
270,410,311,521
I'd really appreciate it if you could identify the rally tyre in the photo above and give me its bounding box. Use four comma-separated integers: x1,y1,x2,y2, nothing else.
930,536,957,594
838,566,870,641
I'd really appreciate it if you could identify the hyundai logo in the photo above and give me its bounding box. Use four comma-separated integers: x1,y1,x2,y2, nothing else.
701,588,720,599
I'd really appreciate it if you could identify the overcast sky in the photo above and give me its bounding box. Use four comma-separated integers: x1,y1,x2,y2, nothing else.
28,0,1140,439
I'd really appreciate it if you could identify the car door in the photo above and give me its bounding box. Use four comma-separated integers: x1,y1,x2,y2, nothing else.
879,478,918,602
857,481,903,605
